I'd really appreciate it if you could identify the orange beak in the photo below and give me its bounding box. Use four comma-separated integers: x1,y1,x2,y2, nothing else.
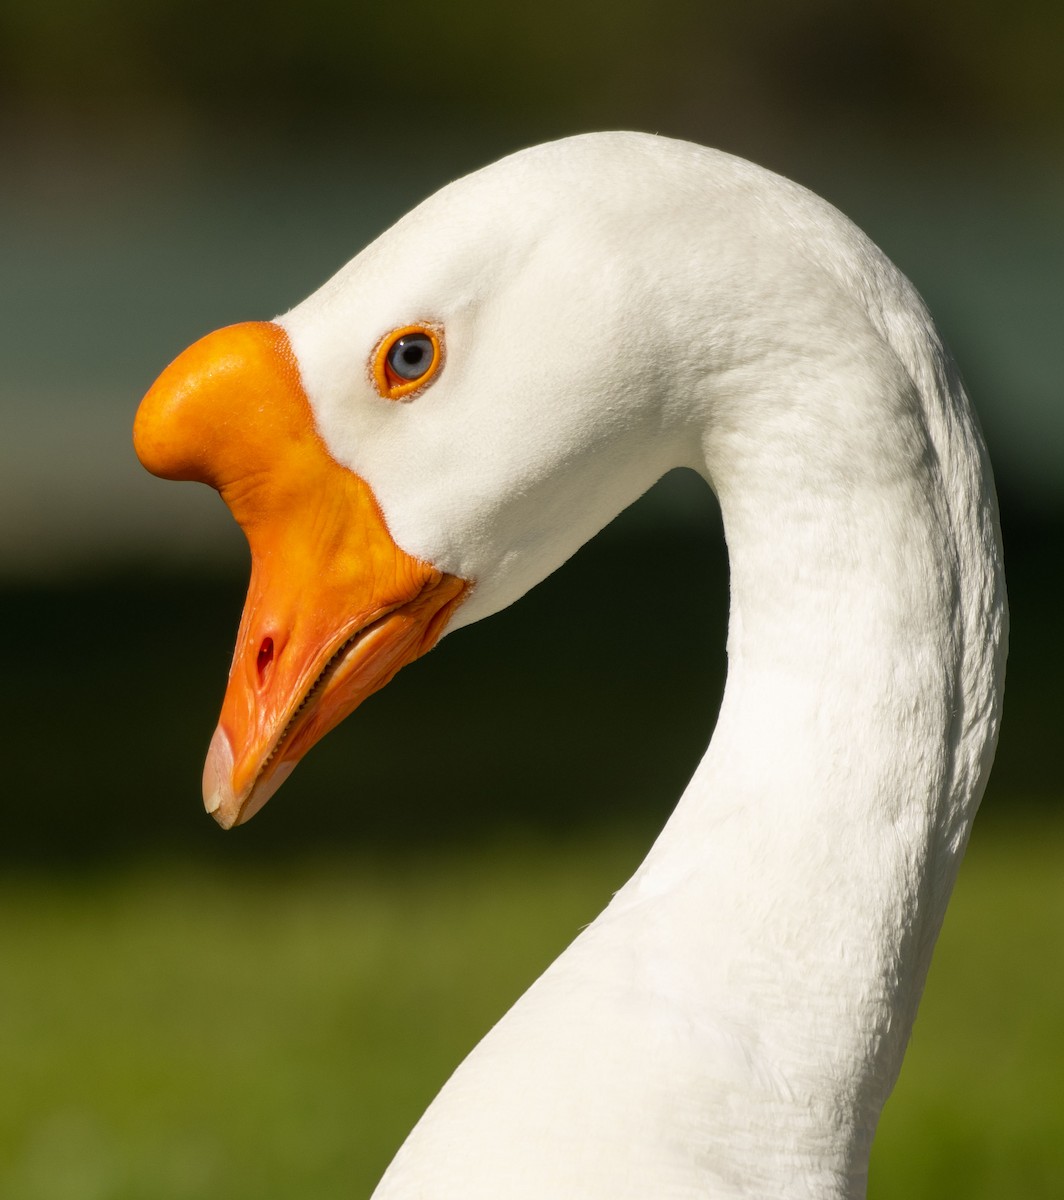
133,322,468,828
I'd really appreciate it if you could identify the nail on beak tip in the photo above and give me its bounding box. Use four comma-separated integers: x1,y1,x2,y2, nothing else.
202,725,236,826
202,726,297,829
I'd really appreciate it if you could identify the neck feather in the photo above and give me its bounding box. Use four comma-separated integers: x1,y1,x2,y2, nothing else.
622,336,1006,1193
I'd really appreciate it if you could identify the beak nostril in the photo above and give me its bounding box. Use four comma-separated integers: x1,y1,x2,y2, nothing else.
256,636,274,677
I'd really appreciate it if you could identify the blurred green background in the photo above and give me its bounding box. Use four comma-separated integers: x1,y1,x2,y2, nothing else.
1,1,1061,1196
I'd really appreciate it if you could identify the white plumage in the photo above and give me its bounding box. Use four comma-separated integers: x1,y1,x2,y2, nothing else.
141,132,1008,1199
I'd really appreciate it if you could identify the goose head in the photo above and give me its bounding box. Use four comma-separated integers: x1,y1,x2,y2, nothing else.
133,131,932,830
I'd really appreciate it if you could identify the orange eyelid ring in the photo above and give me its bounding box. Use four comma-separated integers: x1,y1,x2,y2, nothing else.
372,324,444,400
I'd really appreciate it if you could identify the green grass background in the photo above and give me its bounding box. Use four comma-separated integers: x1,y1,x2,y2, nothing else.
3,814,1061,1199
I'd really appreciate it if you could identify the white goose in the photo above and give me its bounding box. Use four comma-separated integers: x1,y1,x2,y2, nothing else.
134,132,1007,1199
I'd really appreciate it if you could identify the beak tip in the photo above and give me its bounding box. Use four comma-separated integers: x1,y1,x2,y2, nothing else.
201,725,297,829
203,726,240,829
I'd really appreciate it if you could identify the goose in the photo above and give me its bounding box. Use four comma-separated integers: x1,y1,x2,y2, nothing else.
133,131,1007,1199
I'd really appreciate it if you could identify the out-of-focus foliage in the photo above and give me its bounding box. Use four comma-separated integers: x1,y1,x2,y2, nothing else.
2,0,1061,145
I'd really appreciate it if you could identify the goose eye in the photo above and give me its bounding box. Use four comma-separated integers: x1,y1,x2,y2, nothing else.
388,334,433,379
374,325,443,400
